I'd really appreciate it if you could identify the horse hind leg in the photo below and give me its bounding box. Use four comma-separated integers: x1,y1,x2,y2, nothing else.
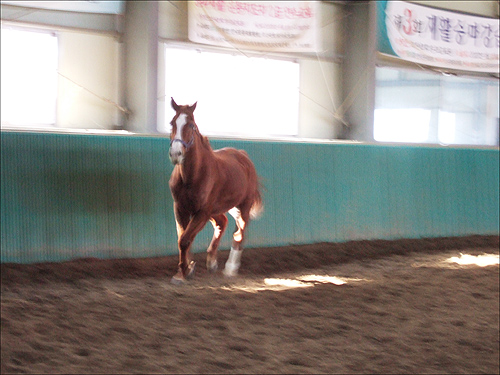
207,214,228,272
223,207,249,277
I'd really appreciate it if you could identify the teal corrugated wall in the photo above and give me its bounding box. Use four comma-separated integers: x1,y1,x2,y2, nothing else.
1,131,499,263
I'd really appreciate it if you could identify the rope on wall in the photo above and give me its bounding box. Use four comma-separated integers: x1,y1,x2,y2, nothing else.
57,71,132,116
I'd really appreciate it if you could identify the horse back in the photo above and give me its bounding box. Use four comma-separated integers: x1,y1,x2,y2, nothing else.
214,147,257,181
212,147,260,208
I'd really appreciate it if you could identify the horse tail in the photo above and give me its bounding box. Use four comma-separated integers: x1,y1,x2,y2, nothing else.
250,183,264,220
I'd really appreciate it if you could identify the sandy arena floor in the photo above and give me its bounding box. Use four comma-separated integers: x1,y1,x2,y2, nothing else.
1,235,499,374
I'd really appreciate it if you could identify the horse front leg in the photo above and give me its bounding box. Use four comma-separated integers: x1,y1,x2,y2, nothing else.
172,205,190,284
207,214,228,273
172,211,211,284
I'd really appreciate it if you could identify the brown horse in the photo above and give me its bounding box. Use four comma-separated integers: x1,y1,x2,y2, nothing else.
168,98,263,284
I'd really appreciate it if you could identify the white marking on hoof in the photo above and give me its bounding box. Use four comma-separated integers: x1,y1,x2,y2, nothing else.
223,264,239,277
223,248,242,277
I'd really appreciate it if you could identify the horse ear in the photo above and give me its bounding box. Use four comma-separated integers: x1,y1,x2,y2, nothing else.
171,97,180,111
190,102,197,112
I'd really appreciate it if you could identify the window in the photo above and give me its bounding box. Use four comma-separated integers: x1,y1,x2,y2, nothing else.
374,67,499,146
374,108,431,143
162,46,300,138
1,27,58,127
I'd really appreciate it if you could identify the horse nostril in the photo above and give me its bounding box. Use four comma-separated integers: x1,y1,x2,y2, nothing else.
169,149,182,164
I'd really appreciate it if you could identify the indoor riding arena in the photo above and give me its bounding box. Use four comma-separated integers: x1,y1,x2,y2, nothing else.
1,1,499,374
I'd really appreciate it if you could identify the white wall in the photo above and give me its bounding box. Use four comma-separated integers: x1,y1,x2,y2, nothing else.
299,59,341,139
123,1,159,133
158,1,188,41
57,31,120,129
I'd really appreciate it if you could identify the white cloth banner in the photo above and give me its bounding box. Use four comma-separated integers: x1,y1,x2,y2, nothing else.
384,1,499,73
2,1,124,14
188,1,318,52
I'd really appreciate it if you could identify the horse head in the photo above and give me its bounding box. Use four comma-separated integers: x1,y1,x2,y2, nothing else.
169,97,199,165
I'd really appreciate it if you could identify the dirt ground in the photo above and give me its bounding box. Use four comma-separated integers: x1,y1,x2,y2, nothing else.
1,235,499,374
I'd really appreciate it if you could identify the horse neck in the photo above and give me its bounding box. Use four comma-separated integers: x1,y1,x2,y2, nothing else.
178,134,214,184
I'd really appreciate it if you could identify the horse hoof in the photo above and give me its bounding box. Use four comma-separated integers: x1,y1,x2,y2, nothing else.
223,266,239,278
171,276,186,285
207,260,218,273
186,261,196,280
223,259,240,277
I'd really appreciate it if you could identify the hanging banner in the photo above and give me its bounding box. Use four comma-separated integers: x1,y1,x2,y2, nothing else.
377,1,499,73
1,1,124,14
188,1,319,52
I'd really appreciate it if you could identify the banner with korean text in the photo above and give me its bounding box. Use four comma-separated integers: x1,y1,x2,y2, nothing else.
377,1,499,73
188,1,319,52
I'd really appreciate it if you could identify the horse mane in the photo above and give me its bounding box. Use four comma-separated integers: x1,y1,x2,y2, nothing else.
190,123,213,153
199,133,212,151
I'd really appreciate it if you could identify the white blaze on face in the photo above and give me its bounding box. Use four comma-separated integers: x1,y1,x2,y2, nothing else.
170,113,188,163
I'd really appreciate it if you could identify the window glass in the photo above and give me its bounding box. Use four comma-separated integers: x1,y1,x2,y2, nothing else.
374,67,499,146
1,28,58,127
163,46,300,138
374,108,431,143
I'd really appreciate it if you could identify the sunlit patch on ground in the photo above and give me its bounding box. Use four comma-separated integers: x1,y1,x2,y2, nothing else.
215,251,499,293
411,252,500,269
220,278,312,292
297,274,366,285
264,278,313,289
219,274,369,292
447,253,499,267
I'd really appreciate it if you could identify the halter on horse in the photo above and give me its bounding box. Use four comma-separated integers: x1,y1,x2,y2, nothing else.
168,98,263,284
